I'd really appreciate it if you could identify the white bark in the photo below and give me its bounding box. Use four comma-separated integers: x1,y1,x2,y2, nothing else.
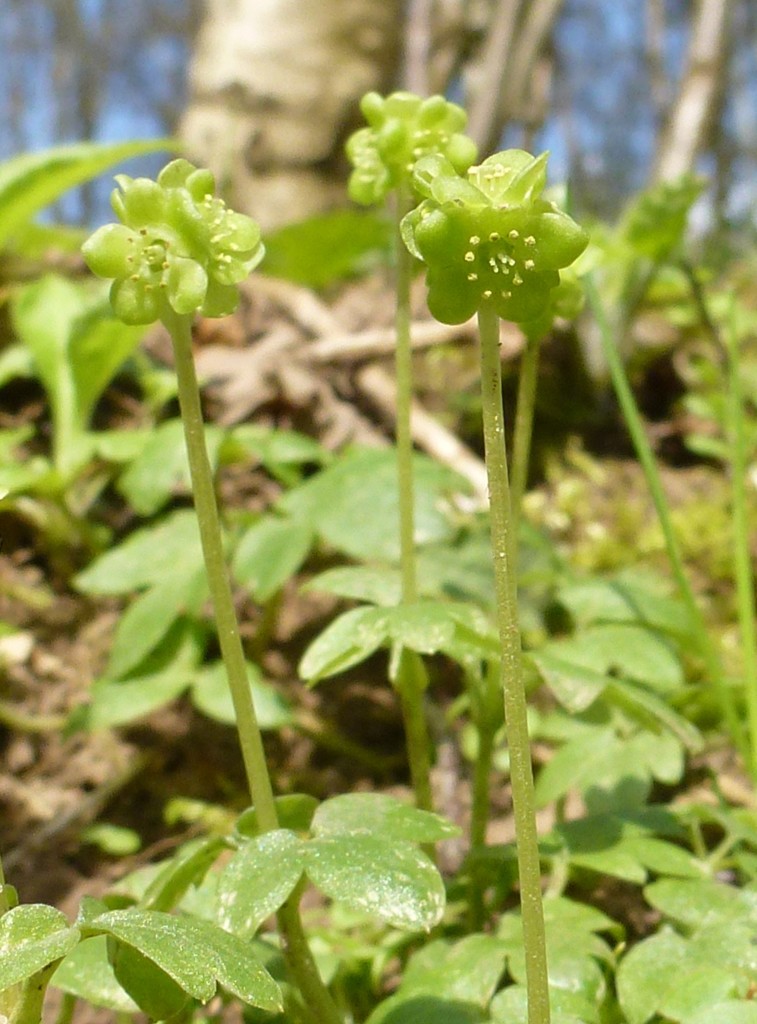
181,0,401,229
653,0,730,183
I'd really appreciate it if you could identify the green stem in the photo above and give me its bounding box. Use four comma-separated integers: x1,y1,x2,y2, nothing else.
53,993,76,1024
164,311,342,1024
277,886,342,1024
394,187,419,606
510,334,541,529
584,276,745,757
165,310,279,829
8,964,58,1024
392,185,434,812
0,852,10,916
726,305,757,775
468,659,501,929
478,305,550,1024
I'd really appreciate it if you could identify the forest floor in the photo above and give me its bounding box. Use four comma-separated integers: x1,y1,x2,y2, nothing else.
0,268,753,950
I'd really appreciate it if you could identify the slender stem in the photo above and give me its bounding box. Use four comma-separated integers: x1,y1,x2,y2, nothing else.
53,993,76,1024
392,185,434,812
478,306,550,1024
8,964,58,1024
277,886,341,1024
583,276,745,757
726,305,757,775
164,311,342,1024
394,185,419,606
165,310,278,831
510,334,542,528
397,650,434,813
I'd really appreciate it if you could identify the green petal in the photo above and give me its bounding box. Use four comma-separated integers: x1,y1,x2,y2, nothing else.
523,210,589,270
414,208,471,268
167,189,210,253
425,269,478,325
223,212,262,254
157,158,196,190
81,223,134,279
111,278,159,325
185,167,216,201
167,257,208,314
202,279,239,318
446,134,478,175
494,271,558,323
114,177,166,228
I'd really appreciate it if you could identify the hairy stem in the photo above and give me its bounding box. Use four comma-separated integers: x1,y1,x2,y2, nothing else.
166,310,278,828
468,659,500,929
478,305,550,1024
165,311,342,1024
726,306,757,775
510,334,541,527
584,276,745,758
393,185,434,812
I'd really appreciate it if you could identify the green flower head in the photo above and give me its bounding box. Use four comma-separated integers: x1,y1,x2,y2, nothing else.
82,158,265,325
346,91,478,206
401,150,589,326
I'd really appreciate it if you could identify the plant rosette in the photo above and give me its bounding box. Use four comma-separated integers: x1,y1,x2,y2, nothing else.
401,150,588,325
82,158,264,325
346,91,478,206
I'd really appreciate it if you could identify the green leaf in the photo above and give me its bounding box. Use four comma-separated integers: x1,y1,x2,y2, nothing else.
110,941,191,1020
235,794,319,837
142,837,227,913
0,139,171,248
227,424,330,485
535,725,684,810
312,793,460,844
279,447,461,562
75,509,204,595
86,908,282,1012
51,936,139,1013
616,927,689,1024
303,566,404,607
547,813,704,884
688,1004,757,1024
398,933,509,1006
555,571,692,638
305,835,445,932
117,418,225,516
528,650,608,712
89,623,203,729
233,517,313,602
615,915,757,1024
190,660,292,728
217,830,305,937
644,878,757,929
11,276,145,476
80,824,141,856
490,984,598,1024
263,209,392,286
0,905,80,990
498,896,614,1006
105,569,208,679
299,606,390,682
535,623,684,698
365,994,486,1024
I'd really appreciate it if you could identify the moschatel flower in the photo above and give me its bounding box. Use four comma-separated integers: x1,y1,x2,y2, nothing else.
82,158,264,325
401,150,589,325
346,91,478,206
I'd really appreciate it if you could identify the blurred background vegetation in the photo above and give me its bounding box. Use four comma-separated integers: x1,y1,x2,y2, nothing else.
2,0,755,237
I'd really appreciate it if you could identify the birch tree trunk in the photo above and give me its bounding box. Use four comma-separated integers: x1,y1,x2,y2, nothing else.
180,0,401,230
652,0,731,183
